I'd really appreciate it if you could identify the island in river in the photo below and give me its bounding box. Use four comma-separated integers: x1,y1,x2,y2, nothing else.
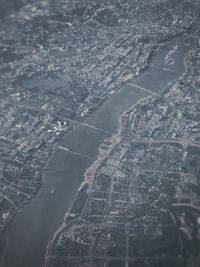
1,0,200,267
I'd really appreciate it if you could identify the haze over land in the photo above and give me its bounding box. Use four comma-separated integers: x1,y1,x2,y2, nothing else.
1,1,200,267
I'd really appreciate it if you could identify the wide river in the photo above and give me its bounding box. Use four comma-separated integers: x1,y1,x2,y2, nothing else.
2,26,199,267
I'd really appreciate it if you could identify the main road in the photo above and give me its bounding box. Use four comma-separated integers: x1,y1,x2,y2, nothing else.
2,26,198,267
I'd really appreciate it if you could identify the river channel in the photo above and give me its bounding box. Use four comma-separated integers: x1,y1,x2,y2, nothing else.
2,27,198,267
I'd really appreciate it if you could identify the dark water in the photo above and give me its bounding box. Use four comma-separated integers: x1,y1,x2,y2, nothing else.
2,29,198,267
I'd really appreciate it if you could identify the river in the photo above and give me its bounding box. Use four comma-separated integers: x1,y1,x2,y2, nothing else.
2,27,198,267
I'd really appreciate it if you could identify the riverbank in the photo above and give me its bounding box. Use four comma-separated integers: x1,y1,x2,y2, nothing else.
45,22,200,267
2,20,199,267
46,28,198,266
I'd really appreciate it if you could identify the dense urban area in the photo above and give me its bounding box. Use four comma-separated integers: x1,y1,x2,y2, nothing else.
1,0,200,267
47,46,200,266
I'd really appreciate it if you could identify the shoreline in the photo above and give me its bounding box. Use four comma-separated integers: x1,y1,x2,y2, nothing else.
45,133,122,266
0,26,152,266
1,16,199,267
0,61,148,267
44,23,200,266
